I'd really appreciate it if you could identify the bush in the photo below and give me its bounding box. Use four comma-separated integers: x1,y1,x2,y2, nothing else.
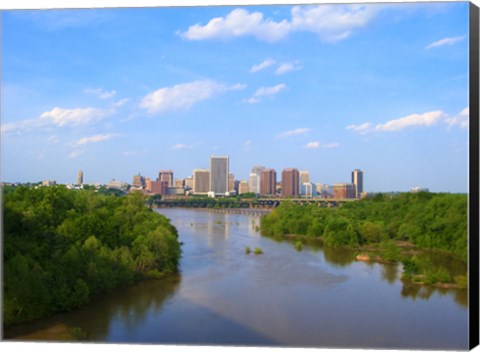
253,247,264,255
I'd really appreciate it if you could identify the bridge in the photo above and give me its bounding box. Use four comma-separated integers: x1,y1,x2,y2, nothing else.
154,197,358,210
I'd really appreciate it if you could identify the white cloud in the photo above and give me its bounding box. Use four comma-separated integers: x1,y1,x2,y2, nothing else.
445,107,469,129
347,110,446,134
140,80,245,114
178,8,291,42
304,141,339,149
69,149,86,159
46,135,59,144
244,83,286,104
426,35,465,49
171,143,194,150
375,111,445,132
75,133,118,146
40,107,108,127
277,127,310,138
275,61,302,75
323,142,340,148
111,99,129,109
250,59,276,73
346,122,372,134
179,5,379,43
2,106,110,134
84,87,117,100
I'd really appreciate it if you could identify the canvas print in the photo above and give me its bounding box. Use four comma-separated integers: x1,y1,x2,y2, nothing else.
1,1,475,350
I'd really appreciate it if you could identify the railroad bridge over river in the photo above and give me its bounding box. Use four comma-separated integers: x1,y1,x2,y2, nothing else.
155,197,357,210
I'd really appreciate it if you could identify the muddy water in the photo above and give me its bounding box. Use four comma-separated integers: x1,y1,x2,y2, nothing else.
5,208,468,349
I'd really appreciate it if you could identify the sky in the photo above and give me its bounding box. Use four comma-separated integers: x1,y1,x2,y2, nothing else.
0,1,471,193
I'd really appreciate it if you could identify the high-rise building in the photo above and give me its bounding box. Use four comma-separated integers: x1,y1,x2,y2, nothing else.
238,180,249,195
351,169,363,198
301,182,317,198
174,178,184,188
133,173,146,188
158,170,174,187
184,176,194,190
250,165,265,194
260,169,277,196
299,170,310,184
150,180,167,195
333,183,356,199
210,155,229,195
248,173,257,194
229,173,235,192
77,170,83,185
193,169,210,195
281,168,299,197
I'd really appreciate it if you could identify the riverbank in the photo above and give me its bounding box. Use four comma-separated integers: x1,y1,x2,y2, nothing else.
269,233,467,290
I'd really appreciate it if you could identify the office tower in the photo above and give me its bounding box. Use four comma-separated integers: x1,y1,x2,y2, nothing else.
238,180,249,194
299,170,310,184
145,178,152,191
250,165,265,194
248,173,257,194
184,176,194,190
260,169,277,196
174,179,184,188
193,169,210,195
316,183,332,198
149,181,167,195
351,169,363,198
210,155,229,195
281,168,299,197
301,182,317,198
333,183,356,199
229,173,235,192
77,170,83,185
158,170,174,187
133,173,145,188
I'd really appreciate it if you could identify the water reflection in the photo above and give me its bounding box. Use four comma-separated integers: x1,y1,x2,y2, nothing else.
321,245,356,267
400,281,467,307
4,275,181,341
380,264,399,284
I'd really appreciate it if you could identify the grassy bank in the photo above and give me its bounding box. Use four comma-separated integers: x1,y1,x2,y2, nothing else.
260,192,467,288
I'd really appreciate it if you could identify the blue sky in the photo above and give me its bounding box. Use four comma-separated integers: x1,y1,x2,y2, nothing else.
1,2,470,192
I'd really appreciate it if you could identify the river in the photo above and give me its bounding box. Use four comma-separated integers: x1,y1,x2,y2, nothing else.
5,208,469,349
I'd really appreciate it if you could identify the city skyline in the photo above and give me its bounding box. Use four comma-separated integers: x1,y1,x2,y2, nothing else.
1,2,470,193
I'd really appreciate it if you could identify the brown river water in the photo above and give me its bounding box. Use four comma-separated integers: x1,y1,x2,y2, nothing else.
4,208,469,349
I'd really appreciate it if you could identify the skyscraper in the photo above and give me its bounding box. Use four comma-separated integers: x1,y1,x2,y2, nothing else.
158,170,174,187
248,165,265,194
281,168,299,197
351,169,364,198
209,155,229,195
299,170,310,184
77,170,83,185
260,169,277,196
299,170,310,195
193,169,210,195
229,173,235,193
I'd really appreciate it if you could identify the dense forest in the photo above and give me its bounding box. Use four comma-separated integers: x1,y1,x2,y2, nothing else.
261,192,468,285
3,186,182,327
